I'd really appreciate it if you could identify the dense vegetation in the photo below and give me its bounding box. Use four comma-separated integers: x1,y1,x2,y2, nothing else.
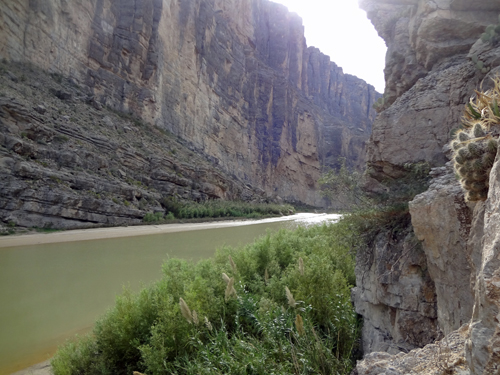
52,222,360,375
144,200,295,222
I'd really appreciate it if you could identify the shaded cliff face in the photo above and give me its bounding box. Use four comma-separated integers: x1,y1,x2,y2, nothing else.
0,0,379,207
360,0,498,183
0,61,264,229
355,0,500,372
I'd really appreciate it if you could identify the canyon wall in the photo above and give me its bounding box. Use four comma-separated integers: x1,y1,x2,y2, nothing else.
0,0,379,211
354,0,500,373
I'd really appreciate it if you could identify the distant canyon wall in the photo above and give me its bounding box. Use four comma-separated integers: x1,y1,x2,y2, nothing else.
0,0,379,206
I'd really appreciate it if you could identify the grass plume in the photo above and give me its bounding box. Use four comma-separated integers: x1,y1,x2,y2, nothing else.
179,297,192,324
225,277,237,301
229,255,237,274
285,286,296,308
295,314,305,336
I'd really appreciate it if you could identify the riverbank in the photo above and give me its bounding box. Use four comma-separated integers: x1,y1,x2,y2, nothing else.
10,361,51,375
1,213,341,375
0,213,340,249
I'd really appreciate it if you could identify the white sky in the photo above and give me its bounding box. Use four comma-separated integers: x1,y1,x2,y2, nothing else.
271,0,387,93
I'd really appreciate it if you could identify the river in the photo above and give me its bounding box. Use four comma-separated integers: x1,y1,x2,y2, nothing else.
0,213,340,375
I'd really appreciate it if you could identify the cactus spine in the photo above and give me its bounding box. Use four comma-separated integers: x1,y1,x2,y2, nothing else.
451,77,500,202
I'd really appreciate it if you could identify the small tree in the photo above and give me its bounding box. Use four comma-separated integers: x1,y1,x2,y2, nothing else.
319,158,370,210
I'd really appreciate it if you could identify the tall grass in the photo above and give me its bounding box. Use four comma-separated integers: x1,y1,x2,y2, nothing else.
52,222,359,375
144,200,296,223
175,200,295,219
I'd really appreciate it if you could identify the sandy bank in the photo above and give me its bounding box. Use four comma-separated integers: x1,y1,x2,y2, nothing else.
9,361,51,375
0,213,339,249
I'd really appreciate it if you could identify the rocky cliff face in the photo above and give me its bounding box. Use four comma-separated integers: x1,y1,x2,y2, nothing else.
0,0,379,213
354,0,500,373
0,61,264,229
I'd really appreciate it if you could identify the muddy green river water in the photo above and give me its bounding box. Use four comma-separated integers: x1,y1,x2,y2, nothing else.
0,214,339,374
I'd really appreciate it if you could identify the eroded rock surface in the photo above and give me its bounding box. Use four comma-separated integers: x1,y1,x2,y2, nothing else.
410,163,474,336
0,62,262,228
356,0,500,371
0,0,379,207
465,147,500,374
354,324,470,375
352,223,438,354
360,0,499,182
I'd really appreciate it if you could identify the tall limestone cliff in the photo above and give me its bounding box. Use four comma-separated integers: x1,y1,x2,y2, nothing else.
0,0,379,229
354,0,500,373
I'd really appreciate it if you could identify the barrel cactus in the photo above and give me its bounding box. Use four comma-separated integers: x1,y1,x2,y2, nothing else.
451,76,500,201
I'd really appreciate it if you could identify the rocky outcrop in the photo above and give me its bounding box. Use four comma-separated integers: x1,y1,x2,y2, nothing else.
409,163,474,336
355,0,500,372
465,146,500,374
352,221,439,355
354,324,470,375
0,0,379,208
361,0,499,182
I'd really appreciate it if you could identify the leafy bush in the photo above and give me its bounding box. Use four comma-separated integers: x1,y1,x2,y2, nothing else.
143,212,164,223
160,199,295,220
52,223,360,375
319,157,370,209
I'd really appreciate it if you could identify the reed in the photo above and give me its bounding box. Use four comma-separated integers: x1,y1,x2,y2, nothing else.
285,286,296,308
295,314,305,336
179,298,192,324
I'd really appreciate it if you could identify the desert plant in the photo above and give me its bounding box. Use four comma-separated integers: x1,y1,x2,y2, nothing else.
450,76,500,201
471,54,491,74
52,222,360,375
319,157,370,209
480,16,500,45
372,95,385,113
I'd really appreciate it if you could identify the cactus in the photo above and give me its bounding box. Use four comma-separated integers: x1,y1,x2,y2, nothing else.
473,123,486,138
482,153,495,169
487,138,498,153
451,76,500,201
468,142,483,157
458,131,470,142
481,33,491,43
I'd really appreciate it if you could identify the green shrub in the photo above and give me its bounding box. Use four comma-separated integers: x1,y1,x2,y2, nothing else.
143,212,164,223
169,200,295,220
52,222,360,375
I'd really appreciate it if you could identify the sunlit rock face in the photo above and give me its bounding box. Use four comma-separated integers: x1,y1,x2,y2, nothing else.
0,0,379,206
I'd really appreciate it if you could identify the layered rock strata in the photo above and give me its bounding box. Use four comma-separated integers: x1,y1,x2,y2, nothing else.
0,62,261,229
0,0,379,208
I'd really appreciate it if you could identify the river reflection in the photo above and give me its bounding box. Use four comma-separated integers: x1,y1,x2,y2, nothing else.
0,213,339,374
